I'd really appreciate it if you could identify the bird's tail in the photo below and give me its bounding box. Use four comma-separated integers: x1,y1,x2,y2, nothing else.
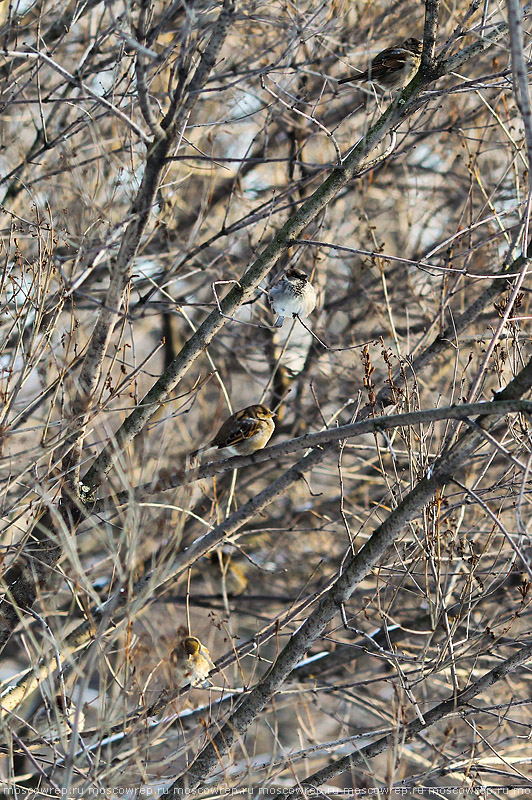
337,71,366,85
189,445,215,461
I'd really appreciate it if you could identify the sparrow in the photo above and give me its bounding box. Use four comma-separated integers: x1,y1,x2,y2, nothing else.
190,404,275,458
31,694,85,743
268,268,317,327
171,635,215,688
338,38,422,90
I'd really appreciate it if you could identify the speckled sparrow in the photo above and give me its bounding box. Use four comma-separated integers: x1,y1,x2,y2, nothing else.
171,636,215,689
268,268,317,328
338,38,422,90
190,404,275,459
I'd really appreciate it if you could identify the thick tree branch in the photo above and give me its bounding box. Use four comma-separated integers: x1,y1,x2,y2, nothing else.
94,399,532,508
81,6,532,494
168,357,532,791
61,0,237,488
0,0,238,653
298,635,532,792
421,0,441,70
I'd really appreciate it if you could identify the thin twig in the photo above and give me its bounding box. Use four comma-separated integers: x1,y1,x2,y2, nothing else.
168,358,532,791
94,399,532,507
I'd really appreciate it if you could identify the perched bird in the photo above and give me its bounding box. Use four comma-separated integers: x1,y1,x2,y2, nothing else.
171,635,215,689
268,268,317,328
338,38,422,91
190,404,275,459
32,694,85,743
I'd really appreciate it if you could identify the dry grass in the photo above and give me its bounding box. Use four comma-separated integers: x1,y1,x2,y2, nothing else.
0,0,532,794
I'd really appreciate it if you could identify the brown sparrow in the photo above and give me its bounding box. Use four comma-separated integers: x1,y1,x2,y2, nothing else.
338,38,422,90
190,404,275,458
171,636,215,688
32,694,85,743
268,268,317,327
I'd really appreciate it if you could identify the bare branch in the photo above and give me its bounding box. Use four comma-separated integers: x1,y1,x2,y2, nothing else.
169,357,532,791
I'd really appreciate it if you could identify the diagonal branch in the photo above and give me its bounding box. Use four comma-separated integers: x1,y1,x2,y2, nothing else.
81,7,531,495
93,399,532,508
0,0,238,653
298,635,532,792
61,0,237,489
4,378,531,741
168,357,532,791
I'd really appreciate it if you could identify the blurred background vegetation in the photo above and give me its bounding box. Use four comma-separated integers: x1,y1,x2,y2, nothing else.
1,0,532,793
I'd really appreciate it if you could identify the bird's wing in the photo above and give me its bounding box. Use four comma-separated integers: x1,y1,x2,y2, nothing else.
268,282,283,304
212,415,258,449
372,47,408,72
338,47,405,85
